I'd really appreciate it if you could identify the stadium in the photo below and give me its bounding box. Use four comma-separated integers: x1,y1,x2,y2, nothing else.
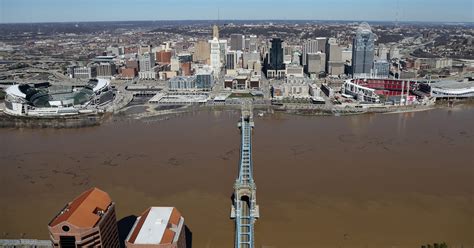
341,78,420,103
4,79,114,117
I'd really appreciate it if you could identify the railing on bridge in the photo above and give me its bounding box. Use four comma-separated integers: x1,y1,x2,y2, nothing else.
231,105,259,248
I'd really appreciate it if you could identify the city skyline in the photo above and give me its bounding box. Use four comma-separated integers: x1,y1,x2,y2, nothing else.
0,0,473,24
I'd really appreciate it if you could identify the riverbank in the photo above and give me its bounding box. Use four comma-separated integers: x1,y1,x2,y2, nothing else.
0,112,108,128
2,98,472,129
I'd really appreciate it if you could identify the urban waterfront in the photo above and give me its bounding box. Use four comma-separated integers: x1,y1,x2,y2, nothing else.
0,105,473,248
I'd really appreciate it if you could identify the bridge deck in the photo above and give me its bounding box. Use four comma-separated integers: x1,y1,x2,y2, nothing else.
234,114,256,248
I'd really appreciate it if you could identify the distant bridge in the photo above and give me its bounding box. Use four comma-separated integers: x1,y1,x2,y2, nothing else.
231,104,259,248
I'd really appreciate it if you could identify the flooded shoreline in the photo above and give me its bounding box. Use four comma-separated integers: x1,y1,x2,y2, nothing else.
0,106,473,248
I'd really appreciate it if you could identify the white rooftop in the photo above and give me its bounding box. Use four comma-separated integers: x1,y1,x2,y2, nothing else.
134,207,173,244
93,78,109,92
5,84,26,98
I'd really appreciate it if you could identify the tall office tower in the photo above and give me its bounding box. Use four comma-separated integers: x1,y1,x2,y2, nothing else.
302,38,327,66
283,44,293,64
125,207,186,248
230,34,244,51
352,22,375,77
325,38,343,75
218,40,228,64
139,52,155,72
269,38,284,70
306,52,326,75
265,38,285,78
316,37,327,54
209,38,221,76
213,24,219,39
226,51,236,70
245,37,250,51
194,40,211,63
48,188,120,248
248,35,258,52
302,40,318,66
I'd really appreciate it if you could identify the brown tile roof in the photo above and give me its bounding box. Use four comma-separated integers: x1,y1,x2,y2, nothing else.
160,229,175,244
169,207,182,226
49,187,112,228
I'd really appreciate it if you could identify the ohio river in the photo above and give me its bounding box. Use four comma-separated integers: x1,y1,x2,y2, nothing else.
0,106,473,248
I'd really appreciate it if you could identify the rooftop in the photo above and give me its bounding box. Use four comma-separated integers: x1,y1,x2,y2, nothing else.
431,80,474,90
127,207,184,245
49,187,112,228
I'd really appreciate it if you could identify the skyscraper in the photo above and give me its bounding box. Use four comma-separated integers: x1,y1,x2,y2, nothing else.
226,51,236,70
209,38,221,75
265,38,285,78
248,35,258,52
306,52,326,75
230,34,244,51
325,38,343,76
193,40,211,63
270,38,284,69
212,24,219,39
352,23,375,77
302,37,326,66
48,187,120,248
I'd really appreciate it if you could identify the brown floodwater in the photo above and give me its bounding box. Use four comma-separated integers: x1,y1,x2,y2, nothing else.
0,106,473,248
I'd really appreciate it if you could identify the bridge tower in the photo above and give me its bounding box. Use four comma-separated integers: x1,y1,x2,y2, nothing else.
231,104,259,248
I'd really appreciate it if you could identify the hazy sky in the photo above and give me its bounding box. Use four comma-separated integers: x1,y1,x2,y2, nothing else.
0,0,472,23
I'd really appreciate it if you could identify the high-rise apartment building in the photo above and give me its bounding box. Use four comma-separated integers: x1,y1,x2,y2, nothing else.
352,23,375,77
48,187,120,248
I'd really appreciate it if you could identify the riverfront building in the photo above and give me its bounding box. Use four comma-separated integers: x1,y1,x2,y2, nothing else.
125,207,186,248
48,187,120,248
352,23,375,77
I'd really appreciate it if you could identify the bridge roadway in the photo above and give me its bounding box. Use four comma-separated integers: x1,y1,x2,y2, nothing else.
231,106,259,248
